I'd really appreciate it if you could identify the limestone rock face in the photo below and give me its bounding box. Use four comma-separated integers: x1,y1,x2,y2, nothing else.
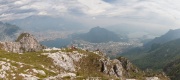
100,57,141,79
43,50,85,72
0,33,45,53
117,57,140,75
100,59,124,78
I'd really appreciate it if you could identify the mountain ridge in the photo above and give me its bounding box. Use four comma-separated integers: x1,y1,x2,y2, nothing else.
74,26,122,43
0,21,21,41
144,29,180,48
120,28,180,80
129,38,180,80
9,15,84,32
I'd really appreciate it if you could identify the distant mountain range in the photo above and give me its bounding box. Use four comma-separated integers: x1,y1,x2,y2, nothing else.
144,29,180,48
122,28,180,60
121,28,180,80
0,21,21,41
133,38,180,69
73,26,124,43
9,15,85,32
133,38,180,80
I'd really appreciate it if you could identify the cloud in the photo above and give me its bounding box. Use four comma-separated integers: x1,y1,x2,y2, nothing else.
76,0,113,15
1,0,180,30
0,0,179,19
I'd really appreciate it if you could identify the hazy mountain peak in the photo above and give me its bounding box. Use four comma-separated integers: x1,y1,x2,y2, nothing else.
144,28,180,48
75,27,121,43
89,26,108,33
9,15,85,32
0,21,21,41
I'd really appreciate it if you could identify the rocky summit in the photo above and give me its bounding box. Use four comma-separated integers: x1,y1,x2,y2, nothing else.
0,33,45,53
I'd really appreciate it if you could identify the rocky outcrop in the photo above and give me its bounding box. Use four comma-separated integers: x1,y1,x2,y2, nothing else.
42,50,86,72
0,33,45,53
100,57,140,79
117,57,140,75
100,59,123,77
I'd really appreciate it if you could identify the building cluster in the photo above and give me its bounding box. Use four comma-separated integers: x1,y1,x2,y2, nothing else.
32,31,73,41
71,40,143,56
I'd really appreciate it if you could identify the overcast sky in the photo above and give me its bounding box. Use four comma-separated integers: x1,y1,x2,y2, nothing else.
1,0,180,30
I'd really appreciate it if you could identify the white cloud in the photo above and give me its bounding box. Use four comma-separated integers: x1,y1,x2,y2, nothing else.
1,0,179,19
77,0,113,15
1,0,180,30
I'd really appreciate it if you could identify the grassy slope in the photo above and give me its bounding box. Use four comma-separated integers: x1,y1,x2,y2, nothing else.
0,47,169,80
0,50,56,79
